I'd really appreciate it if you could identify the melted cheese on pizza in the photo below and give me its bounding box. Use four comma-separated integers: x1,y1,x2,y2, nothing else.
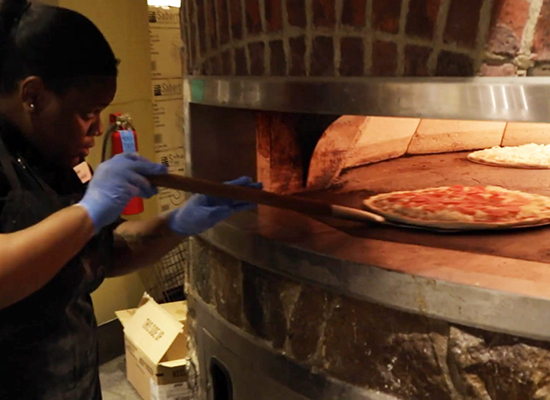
469,143,550,167
368,186,550,224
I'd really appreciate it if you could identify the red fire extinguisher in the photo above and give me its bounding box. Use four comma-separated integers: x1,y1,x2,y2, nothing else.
102,113,145,216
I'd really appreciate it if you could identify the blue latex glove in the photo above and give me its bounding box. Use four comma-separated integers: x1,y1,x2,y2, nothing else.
168,176,263,237
79,153,167,232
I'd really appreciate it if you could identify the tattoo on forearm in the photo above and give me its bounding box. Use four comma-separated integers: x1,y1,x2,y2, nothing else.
114,231,177,253
118,231,172,244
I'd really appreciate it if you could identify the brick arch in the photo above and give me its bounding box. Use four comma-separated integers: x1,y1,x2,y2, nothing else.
181,0,550,78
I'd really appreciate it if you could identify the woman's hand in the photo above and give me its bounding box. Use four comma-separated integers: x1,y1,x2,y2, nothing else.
79,153,167,232
167,176,262,237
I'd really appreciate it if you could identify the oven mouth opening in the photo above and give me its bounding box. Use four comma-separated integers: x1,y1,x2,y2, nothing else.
256,114,550,194
209,357,233,400
253,113,550,262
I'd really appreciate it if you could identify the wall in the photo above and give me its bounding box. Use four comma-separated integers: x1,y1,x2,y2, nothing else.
55,0,157,324
182,0,550,77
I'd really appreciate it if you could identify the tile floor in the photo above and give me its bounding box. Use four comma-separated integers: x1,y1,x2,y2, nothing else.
99,356,141,400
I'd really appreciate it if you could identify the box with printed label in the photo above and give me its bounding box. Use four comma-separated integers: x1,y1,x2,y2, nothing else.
116,294,192,400
148,6,181,29
152,78,183,101
153,98,184,152
155,148,186,213
149,6,183,79
152,78,184,152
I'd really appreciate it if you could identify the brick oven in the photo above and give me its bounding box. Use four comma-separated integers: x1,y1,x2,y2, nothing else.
180,1,550,399
183,0,550,77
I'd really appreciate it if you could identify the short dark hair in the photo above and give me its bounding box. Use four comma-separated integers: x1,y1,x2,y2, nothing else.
0,0,118,95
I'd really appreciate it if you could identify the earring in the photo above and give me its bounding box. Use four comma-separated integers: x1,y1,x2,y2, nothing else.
29,104,35,112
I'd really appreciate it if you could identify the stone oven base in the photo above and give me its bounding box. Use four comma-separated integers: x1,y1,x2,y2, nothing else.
189,238,550,400
191,295,396,400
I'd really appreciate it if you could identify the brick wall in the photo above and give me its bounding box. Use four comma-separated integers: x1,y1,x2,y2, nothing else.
181,0,550,77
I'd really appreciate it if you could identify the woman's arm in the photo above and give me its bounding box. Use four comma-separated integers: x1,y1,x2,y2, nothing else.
109,215,184,278
0,153,168,309
0,205,94,309
109,177,262,277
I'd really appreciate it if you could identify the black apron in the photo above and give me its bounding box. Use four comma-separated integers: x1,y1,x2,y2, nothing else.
0,121,116,400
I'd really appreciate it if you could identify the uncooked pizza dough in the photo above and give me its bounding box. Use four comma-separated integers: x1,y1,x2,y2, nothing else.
468,143,550,169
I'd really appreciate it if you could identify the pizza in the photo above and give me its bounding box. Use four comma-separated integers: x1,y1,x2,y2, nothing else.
363,185,550,230
468,143,550,169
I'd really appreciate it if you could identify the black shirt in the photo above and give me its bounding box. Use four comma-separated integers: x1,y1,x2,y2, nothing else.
0,117,115,399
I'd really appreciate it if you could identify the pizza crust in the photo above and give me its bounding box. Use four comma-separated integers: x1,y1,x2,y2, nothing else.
363,186,550,231
366,205,550,230
467,144,550,169
467,154,550,169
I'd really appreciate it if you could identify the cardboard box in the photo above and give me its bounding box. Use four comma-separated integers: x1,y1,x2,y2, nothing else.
155,148,187,213
153,99,184,152
152,78,184,101
149,6,183,79
149,6,181,29
152,78,184,152
116,294,192,400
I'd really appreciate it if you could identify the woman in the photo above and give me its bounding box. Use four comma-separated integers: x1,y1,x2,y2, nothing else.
0,1,259,399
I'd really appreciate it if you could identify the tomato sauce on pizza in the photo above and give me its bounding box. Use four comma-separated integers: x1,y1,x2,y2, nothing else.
363,185,550,230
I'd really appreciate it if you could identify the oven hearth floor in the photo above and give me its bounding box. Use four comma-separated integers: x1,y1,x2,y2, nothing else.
223,151,550,301
303,151,550,264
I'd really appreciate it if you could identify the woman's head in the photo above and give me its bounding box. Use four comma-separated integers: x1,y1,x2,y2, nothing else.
0,0,118,166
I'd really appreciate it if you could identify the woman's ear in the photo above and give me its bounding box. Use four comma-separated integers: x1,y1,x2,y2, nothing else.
19,76,46,114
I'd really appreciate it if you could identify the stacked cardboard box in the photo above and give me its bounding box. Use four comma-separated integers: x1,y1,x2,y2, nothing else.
116,295,192,400
149,6,186,213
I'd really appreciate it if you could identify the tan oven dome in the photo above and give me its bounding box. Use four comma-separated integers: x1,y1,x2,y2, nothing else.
308,117,550,190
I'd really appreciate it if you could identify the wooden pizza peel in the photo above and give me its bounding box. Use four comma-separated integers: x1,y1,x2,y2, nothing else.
148,174,550,233
148,174,386,224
